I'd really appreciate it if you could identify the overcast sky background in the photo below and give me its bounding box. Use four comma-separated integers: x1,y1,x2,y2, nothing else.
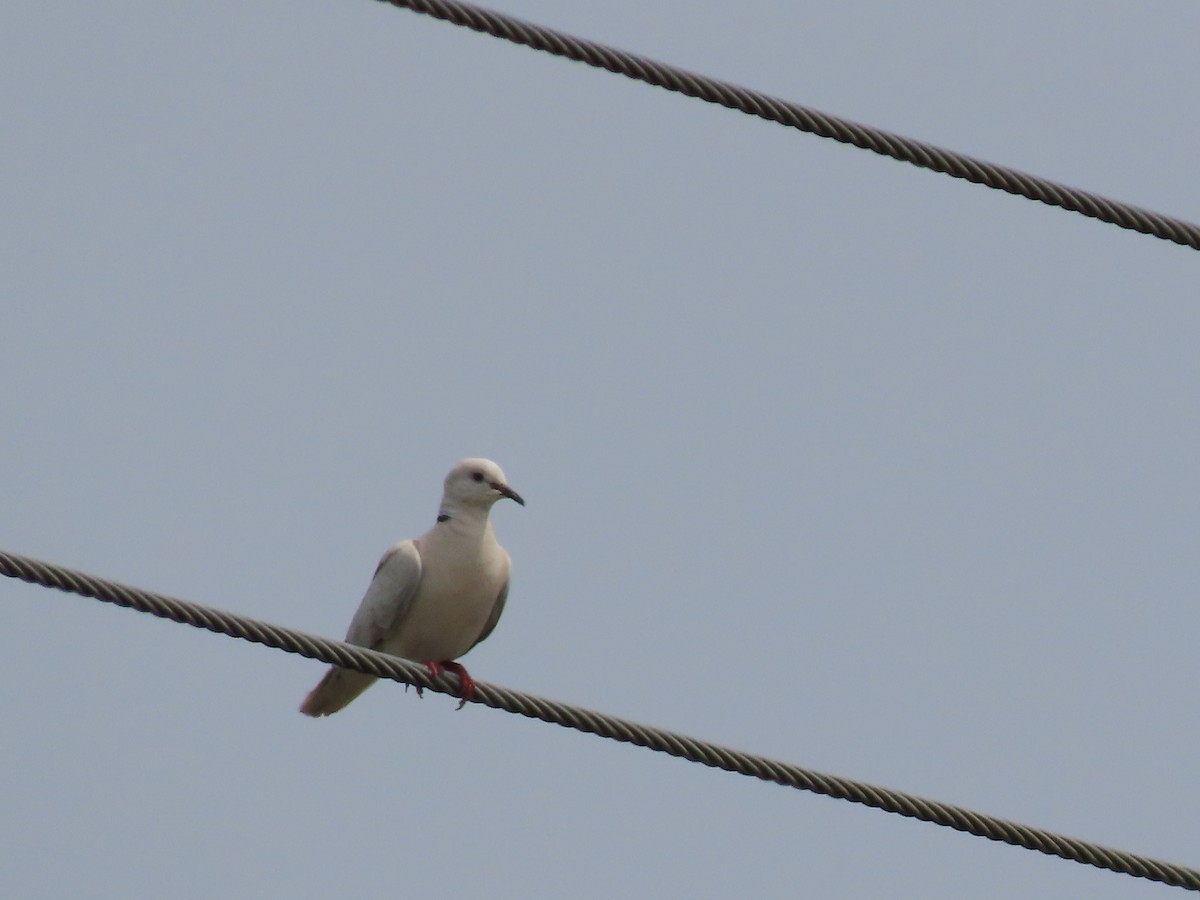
3,2,1199,897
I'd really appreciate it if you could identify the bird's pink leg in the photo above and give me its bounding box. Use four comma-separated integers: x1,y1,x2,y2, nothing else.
418,660,475,708
438,661,476,710
410,660,446,699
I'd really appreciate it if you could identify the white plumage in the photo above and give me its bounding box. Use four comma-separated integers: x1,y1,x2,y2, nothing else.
300,458,523,716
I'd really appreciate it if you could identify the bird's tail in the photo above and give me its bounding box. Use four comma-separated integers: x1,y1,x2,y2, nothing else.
299,667,378,717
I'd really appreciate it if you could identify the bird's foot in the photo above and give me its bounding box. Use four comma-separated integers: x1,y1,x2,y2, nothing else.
422,660,476,710
407,660,445,699
409,660,443,699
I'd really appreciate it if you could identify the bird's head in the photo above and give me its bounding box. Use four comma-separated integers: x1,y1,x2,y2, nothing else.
443,458,525,510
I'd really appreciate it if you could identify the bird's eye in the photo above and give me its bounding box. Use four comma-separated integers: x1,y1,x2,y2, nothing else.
471,471,484,483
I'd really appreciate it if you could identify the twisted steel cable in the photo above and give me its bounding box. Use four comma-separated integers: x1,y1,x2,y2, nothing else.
372,0,1200,251
2,547,1198,891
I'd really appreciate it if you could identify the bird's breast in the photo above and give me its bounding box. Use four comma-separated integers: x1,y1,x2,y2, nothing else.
386,532,508,662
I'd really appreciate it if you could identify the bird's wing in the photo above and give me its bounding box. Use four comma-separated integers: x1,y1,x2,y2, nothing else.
470,561,510,650
343,540,423,650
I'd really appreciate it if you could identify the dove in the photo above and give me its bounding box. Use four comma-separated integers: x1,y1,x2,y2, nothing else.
300,458,523,716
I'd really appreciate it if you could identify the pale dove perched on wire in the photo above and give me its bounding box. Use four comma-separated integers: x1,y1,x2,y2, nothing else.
300,458,523,716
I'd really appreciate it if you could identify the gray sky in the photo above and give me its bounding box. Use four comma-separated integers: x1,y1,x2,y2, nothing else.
3,2,1199,897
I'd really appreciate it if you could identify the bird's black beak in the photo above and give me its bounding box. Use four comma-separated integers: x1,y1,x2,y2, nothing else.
491,481,525,506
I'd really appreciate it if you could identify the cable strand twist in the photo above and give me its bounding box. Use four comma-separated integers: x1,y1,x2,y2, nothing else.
3,547,1198,891
371,0,1200,250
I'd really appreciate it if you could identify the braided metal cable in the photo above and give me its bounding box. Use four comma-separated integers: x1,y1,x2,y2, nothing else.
372,0,1200,251
2,548,1198,891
